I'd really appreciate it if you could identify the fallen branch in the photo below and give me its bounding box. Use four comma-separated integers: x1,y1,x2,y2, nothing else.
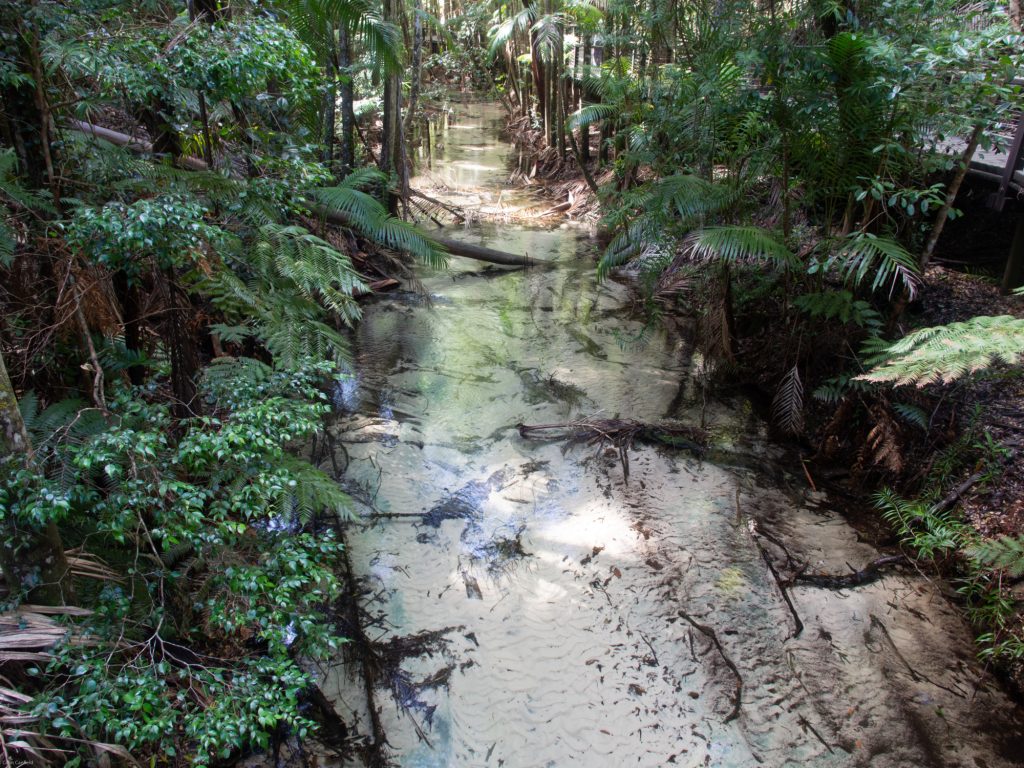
750,532,804,638
794,555,907,589
678,610,743,723
517,417,707,480
869,614,967,699
67,120,535,267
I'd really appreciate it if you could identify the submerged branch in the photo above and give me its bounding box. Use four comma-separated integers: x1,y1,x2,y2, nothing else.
678,610,743,723
793,555,908,589
517,417,707,479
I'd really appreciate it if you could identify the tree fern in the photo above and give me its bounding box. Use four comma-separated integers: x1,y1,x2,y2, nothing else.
859,315,1024,386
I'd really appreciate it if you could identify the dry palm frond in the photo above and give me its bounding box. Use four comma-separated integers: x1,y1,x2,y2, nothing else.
0,606,93,662
772,365,804,435
64,548,125,583
2,679,138,766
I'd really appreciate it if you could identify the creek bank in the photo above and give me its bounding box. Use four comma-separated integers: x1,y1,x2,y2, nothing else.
292,100,1024,767
496,95,1024,697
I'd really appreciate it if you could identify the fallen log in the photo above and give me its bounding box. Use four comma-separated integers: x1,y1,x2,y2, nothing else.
311,203,534,267
67,120,535,267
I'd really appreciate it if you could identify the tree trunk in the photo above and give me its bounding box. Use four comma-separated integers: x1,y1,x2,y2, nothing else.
0,346,72,605
580,35,591,165
338,24,356,178
155,269,200,419
921,123,983,269
405,0,424,138
380,0,406,209
1010,0,1021,31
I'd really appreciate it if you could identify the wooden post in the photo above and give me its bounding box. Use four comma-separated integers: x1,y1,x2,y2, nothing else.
1001,211,1024,293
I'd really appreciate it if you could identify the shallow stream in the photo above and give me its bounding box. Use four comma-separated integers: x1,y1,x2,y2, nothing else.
315,100,1023,767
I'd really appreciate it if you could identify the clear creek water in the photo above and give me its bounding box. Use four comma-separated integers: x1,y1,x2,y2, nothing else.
312,100,1024,768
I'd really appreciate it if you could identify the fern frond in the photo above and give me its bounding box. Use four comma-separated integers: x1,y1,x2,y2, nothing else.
279,454,354,523
202,356,275,399
858,315,1024,386
968,536,1024,577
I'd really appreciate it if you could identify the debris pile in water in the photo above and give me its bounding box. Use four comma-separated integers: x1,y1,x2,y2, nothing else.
517,417,708,479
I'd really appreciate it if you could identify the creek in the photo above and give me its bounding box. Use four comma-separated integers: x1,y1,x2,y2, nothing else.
313,99,1023,767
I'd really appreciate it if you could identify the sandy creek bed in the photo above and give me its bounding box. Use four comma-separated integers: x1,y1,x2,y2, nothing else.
298,100,1024,767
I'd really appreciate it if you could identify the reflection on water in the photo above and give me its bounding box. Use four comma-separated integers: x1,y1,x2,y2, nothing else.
319,100,1024,768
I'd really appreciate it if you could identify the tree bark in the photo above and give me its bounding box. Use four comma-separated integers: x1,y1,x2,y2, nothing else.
0,346,72,605
380,0,406,208
338,24,356,178
1001,212,1024,293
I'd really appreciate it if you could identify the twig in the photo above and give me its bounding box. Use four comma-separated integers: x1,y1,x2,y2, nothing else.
678,610,743,722
752,533,804,638
869,614,967,699
798,714,834,754
930,471,986,516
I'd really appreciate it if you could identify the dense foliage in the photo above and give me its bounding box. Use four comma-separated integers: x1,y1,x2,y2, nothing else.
2,0,1024,763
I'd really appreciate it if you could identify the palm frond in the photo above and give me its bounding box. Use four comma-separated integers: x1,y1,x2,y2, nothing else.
690,226,796,267
312,186,448,268
829,232,921,299
772,364,804,434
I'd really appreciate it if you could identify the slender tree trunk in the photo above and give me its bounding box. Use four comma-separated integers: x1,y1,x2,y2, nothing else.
338,24,356,178
0,346,72,605
580,35,591,165
526,0,545,128
405,0,424,138
113,271,146,386
921,123,984,269
381,0,406,209
155,269,200,419
1009,0,1021,31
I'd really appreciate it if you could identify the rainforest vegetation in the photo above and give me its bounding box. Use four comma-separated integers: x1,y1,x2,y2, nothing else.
1,0,1023,763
